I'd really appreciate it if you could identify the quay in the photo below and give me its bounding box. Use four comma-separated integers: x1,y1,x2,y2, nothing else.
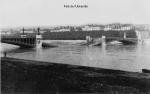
1,57,150,94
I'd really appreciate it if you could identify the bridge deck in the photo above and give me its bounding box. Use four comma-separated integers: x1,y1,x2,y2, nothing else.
1,37,36,48
1,36,139,48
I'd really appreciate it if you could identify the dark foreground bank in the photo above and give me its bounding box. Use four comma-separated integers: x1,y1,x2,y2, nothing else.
1,57,150,94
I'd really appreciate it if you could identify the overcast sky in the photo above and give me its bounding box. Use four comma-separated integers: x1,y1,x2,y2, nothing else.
0,0,150,28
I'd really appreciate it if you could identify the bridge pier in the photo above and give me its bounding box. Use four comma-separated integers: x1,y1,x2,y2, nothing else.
36,35,43,48
135,30,144,45
86,35,92,43
36,27,43,48
85,35,106,46
123,32,126,39
101,35,106,46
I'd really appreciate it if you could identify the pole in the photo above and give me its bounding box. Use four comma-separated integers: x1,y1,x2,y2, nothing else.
4,32,7,57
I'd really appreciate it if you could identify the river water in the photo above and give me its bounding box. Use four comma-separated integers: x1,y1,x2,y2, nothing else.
1,40,150,72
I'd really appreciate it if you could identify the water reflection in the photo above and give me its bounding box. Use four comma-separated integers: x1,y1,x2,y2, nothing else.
1,42,150,72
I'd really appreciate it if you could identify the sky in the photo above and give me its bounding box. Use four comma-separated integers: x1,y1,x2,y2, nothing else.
0,0,150,28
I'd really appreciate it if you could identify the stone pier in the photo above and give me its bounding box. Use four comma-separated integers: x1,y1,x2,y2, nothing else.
36,27,43,48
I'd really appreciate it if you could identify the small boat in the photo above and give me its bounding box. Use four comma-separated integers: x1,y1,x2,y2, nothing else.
42,42,57,48
110,41,122,45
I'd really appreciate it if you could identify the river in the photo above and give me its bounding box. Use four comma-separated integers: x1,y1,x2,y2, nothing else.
1,40,150,72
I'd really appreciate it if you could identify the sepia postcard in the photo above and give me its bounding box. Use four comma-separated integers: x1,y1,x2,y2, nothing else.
1,0,150,94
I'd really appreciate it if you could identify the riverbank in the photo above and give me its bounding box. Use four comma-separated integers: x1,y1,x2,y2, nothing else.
1,57,150,94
